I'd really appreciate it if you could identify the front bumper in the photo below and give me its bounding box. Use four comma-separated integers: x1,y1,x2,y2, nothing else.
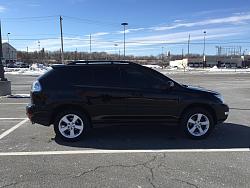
213,103,229,124
26,104,52,126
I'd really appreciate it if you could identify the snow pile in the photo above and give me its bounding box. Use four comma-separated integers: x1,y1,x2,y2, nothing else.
5,64,51,76
143,65,162,69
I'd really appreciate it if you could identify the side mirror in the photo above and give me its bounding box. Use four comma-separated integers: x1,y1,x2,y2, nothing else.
159,81,175,90
167,81,175,88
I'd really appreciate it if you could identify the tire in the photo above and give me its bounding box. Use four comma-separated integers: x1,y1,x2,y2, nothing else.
181,108,214,139
54,110,91,142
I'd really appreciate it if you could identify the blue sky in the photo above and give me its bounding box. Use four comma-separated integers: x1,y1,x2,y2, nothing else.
0,0,250,56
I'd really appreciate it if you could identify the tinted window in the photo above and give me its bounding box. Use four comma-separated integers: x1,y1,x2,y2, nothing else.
121,67,165,89
70,67,93,85
92,66,121,87
40,67,93,89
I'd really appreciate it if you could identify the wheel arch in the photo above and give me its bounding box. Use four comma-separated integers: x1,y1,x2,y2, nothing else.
50,104,92,126
180,103,217,124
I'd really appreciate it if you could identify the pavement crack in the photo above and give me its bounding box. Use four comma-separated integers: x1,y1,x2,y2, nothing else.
173,178,199,188
73,155,158,187
0,181,18,188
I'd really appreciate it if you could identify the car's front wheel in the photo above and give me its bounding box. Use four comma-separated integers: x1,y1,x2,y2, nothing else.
54,110,90,141
181,108,214,139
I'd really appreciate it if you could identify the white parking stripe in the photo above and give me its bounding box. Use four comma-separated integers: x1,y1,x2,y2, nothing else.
0,118,27,120
0,148,249,156
0,118,29,140
0,103,28,105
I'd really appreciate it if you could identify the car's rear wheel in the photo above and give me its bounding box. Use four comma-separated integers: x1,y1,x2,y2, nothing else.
181,108,214,139
54,110,90,141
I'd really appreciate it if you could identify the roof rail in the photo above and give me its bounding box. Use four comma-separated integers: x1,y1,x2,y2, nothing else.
67,60,133,66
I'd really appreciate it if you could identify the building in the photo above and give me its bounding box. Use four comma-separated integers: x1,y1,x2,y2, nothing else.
242,55,250,67
2,43,17,63
169,59,189,68
170,56,244,68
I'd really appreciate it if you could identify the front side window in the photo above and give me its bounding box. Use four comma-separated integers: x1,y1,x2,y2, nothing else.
121,67,165,89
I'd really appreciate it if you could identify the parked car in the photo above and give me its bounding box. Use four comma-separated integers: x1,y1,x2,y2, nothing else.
26,61,229,141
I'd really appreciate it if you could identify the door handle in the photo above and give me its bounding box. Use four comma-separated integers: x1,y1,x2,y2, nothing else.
131,92,143,97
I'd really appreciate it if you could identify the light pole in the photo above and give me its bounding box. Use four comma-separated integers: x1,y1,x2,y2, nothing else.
0,21,11,96
38,40,40,51
203,31,206,68
0,20,6,81
7,32,10,63
121,22,128,59
187,34,190,57
161,46,164,61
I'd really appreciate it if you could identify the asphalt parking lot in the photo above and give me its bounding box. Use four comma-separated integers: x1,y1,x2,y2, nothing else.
0,73,249,187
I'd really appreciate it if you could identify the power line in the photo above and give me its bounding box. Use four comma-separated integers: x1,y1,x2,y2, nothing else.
1,15,59,20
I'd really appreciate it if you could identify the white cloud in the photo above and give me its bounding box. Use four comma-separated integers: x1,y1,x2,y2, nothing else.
28,4,41,7
0,5,6,13
117,28,145,34
91,32,109,37
126,27,245,47
23,26,246,52
151,13,250,31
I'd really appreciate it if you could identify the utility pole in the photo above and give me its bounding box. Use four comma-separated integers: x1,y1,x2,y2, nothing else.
60,16,64,64
89,34,92,60
89,34,92,53
75,48,77,61
187,34,190,57
121,22,128,59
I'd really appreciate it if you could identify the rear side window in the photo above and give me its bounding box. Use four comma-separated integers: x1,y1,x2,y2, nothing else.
40,67,93,89
92,66,121,87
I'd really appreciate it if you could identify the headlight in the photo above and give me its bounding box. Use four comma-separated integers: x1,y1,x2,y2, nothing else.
31,80,42,92
215,94,224,103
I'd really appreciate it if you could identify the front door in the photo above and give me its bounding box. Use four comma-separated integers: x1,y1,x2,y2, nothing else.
120,66,179,124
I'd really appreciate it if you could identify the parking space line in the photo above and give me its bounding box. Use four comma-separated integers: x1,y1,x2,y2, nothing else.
0,118,29,140
0,118,27,120
0,148,249,156
0,103,28,105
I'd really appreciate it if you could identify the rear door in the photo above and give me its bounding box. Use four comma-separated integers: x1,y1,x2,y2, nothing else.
120,65,179,124
84,65,128,122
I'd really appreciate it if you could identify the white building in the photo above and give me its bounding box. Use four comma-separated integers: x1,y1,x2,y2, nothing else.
170,59,189,68
2,43,17,63
170,56,244,68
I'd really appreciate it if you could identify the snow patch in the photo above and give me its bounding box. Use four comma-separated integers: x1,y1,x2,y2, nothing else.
4,64,52,76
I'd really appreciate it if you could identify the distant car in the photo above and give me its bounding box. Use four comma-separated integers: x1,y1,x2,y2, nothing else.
26,61,229,141
6,63,16,68
20,63,29,68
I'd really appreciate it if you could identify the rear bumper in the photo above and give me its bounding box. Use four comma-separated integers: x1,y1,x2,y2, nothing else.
213,103,229,124
26,104,52,126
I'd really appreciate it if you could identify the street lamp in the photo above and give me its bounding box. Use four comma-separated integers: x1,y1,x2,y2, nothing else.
7,32,10,63
202,31,206,68
0,20,6,81
121,22,128,59
161,46,164,61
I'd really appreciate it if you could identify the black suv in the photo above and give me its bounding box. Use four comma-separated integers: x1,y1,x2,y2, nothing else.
26,61,229,141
